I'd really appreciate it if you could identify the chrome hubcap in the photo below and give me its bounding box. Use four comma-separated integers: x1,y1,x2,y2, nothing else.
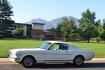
23,57,33,67
75,57,83,65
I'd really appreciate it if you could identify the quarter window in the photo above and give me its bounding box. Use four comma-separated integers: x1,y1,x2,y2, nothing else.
58,43,69,50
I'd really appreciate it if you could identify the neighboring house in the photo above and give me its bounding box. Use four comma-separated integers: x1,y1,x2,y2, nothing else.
14,19,48,39
27,19,46,39
31,22,45,39
14,23,57,40
14,23,45,39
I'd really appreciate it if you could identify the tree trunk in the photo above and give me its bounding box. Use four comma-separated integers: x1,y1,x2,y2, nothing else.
64,36,68,41
87,39,90,43
87,35,90,43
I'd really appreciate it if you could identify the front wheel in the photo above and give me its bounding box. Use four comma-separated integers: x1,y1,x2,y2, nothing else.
22,56,35,68
73,56,84,66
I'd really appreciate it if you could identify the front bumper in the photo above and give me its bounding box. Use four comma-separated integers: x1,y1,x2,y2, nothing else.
9,56,21,63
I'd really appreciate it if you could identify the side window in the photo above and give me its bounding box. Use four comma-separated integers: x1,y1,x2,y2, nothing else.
58,43,69,50
48,43,59,50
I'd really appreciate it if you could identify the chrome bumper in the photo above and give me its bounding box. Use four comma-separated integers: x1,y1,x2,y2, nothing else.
9,57,21,63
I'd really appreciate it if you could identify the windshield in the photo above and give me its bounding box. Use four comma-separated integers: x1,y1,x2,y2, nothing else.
40,42,51,49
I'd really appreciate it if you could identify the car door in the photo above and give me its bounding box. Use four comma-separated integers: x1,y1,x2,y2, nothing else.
56,43,72,61
39,43,60,62
41,43,71,62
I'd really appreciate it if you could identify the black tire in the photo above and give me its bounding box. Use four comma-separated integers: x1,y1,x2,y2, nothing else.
22,56,35,68
73,56,84,66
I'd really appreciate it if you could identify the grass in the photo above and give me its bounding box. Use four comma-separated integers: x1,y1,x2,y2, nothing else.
0,39,43,57
0,39,105,58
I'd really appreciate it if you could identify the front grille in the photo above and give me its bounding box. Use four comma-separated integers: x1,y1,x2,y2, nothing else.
8,51,11,57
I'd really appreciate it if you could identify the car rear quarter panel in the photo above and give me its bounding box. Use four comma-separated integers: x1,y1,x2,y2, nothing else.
69,49,94,61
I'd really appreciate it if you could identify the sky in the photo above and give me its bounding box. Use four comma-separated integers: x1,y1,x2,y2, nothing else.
9,0,105,23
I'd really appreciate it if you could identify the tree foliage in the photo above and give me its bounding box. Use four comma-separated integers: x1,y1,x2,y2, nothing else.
56,24,62,37
101,19,105,41
94,19,103,37
101,31,105,41
15,26,24,37
60,17,76,41
80,9,96,43
0,0,14,38
103,19,105,30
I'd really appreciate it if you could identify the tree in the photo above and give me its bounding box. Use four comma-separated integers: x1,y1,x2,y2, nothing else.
94,19,103,42
15,26,24,38
101,31,105,41
80,9,96,43
0,0,14,38
71,27,81,40
60,17,76,41
94,19,102,37
101,19,105,41
103,19,105,30
56,24,62,37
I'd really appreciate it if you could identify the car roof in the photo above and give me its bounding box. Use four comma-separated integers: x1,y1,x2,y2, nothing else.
45,41,69,44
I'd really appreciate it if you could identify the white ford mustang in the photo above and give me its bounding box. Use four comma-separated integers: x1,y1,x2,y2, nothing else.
9,41,94,68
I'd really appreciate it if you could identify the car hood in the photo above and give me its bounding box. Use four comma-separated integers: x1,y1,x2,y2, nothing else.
9,48,45,52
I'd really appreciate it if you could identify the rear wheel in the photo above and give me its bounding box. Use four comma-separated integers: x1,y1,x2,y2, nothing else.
22,56,35,68
73,56,84,66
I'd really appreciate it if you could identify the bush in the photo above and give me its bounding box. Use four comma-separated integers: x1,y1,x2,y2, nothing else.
15,27,24,38
96,37,101,42
101,30,105,41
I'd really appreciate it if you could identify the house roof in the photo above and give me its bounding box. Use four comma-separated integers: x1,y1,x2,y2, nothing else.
27,18,47,25
32,22,45,25
14,23,31,25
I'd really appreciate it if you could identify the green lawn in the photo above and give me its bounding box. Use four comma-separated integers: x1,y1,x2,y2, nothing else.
0,39,105,58
0,39,43,57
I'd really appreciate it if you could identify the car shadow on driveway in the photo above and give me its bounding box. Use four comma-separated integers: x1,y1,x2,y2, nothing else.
32,63,105,69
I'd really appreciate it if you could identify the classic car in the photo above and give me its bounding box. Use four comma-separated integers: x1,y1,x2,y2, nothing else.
9,41,94,68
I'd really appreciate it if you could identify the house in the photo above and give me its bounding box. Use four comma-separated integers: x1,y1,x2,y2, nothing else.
31,22,45,39
14,22,45,39
14,18,60,40
14,19,47,39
